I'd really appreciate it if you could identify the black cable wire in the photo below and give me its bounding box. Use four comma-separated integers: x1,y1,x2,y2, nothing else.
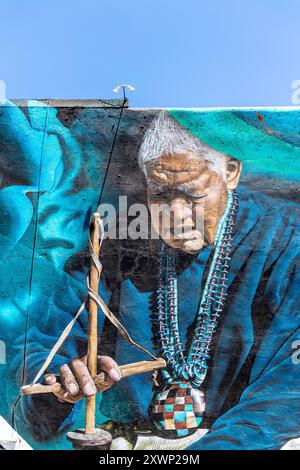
11,91,126,433
11,104,50,432
97,98,127,108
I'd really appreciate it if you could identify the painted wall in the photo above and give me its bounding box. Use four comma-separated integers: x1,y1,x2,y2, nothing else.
0,100,299,449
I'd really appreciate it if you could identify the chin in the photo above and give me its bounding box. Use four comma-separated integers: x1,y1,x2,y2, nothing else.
162,238,204,254
182,248,201,255
180,244,202,255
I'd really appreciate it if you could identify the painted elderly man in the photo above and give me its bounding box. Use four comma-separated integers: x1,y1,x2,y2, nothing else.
20,111,300,450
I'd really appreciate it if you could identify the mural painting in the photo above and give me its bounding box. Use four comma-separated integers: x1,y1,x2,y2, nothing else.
0,100,299,450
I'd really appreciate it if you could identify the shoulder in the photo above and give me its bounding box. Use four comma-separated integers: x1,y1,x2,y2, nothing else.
238,185,300,233
235,187,300,272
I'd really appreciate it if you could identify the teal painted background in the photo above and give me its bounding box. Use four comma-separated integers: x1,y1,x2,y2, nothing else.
0,100,299,449
169,109,300,183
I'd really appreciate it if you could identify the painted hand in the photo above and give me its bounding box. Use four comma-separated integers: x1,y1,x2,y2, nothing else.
44,355,121,404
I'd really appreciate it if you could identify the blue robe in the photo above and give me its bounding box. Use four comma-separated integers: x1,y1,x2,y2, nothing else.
15,187,300,450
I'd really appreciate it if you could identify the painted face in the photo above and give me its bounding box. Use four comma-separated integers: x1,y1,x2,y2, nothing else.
146,152,230,253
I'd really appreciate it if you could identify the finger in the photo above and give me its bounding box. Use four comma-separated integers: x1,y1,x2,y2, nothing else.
60,364,79,395
98,355,121,382
80,355,87,366
70,359,97,396
54,388,83,404
63,390,70,400
44,373,57,385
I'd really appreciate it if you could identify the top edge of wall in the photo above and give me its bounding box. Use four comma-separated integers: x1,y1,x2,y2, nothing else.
1,100,300,111
8,99,129,108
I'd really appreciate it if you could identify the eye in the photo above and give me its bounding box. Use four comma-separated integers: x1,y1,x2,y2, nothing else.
151,190,165,197
191,192,208,200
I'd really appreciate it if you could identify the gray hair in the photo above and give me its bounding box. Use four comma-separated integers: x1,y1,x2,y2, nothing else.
138,111,227,177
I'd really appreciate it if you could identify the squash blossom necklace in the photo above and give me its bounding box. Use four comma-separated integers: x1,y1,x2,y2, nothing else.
149,190,239,437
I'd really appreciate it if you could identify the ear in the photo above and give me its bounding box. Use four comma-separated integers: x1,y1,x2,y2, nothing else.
226,157,242,189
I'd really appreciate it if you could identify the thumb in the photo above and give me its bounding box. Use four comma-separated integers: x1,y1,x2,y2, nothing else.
44,373,57,385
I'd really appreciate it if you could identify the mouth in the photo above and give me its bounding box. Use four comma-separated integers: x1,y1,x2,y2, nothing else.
162,229,206,252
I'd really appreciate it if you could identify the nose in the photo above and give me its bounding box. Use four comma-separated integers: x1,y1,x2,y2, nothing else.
170,198,194,227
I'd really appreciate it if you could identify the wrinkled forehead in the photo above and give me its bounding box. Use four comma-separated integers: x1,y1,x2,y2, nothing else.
145,151,227,187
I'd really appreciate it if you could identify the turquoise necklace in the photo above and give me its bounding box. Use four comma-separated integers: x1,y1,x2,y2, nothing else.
149,190,239,437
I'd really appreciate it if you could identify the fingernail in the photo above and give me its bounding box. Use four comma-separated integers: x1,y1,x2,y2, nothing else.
84,383,96,396
45,375,52,383
110,368,121,381
69,383,78,395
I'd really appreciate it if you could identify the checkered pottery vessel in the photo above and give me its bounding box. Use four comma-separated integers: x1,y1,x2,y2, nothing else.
149,381,205,437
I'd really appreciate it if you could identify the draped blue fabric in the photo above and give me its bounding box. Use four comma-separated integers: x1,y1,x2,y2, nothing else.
14,188,300,450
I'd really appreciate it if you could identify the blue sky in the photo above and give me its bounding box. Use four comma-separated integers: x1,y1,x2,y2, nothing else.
0,0,299,107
